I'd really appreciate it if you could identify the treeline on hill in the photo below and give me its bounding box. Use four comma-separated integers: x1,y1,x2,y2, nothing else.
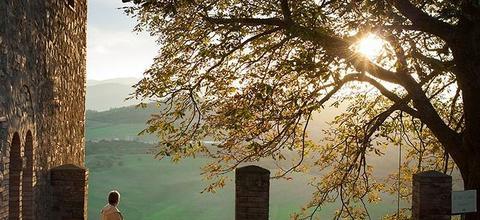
86,103,161,141
86,102,159,125
86,140,154,171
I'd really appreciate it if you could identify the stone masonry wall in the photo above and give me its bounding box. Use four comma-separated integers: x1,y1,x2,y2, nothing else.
235,165,270,220
412,170,452,220
50,164,88,220
0,0,87,219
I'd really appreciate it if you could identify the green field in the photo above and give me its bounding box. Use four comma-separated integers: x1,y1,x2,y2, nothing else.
86,140,314,219
86,123,149,141
86,105,401,219
86,140,400,219
86,104,158,142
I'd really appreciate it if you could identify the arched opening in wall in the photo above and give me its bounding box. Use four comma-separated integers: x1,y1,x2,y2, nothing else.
22,131,33,220
9,132,22,220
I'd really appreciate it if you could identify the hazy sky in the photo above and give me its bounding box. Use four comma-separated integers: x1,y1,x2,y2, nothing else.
87,0,157,80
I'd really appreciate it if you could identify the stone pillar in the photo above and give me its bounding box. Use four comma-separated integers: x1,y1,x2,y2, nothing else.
50,164,88,220
235,165,270,220
412,170,452,220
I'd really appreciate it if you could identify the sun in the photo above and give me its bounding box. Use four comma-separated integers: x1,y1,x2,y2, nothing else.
355,34,385,60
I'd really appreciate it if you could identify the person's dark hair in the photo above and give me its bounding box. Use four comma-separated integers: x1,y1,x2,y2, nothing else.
108,190,120,205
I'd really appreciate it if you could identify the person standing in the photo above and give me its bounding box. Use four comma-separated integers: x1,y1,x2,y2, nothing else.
101,190,124,220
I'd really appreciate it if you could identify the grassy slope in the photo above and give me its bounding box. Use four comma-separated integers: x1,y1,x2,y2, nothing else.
86,140,315,219
86,141,396,219
86,104,159,141
86,105,404,219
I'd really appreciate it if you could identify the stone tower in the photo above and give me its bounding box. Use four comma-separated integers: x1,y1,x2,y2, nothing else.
0,0,87,219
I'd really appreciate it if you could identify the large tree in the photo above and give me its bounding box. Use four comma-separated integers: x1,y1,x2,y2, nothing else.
125,0,480,219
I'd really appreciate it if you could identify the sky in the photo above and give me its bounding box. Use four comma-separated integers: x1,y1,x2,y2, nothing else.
87,0,157,80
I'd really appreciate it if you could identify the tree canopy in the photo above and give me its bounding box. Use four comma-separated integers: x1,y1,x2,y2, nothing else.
124,0,480,219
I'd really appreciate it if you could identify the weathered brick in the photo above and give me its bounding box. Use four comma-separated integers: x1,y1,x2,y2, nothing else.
235,165,270,220
0,0,87,219
412,170,452,220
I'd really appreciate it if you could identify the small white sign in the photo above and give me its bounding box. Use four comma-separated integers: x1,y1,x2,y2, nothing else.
452,190,477,214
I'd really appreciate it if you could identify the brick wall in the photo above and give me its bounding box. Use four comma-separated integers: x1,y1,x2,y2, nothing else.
0,0,87,219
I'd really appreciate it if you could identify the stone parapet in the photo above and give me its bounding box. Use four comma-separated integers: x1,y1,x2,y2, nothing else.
235,165,270,220
50,164,88,220
412,170,452,220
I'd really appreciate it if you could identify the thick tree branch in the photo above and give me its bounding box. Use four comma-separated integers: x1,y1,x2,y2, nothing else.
204,16,401,85
296,22,463,160
286,24,402,85
280,0,292,22
392,0,456,42
412,51,455,72
363,99,410,147
203,13,464,166
289,22,462,156
333,74,419,119
399,76,464,160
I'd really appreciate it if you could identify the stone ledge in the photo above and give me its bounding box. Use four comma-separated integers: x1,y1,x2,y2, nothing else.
51,164,86,170
236,165,270,174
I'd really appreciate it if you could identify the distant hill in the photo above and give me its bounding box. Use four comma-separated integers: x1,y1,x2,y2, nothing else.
87,77,140,87
87,103,158,125
86,77,142,111
84,77,344,144
86,103,158,141
86,83,139,111
84,98,341,143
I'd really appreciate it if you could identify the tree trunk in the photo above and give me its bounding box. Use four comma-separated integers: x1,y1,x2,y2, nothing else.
460,105,480,220
450,17,480,220
459,62,480,220
455,82,480,220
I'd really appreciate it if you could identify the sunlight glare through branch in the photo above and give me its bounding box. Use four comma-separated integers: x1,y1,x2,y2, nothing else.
356,34,385,60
